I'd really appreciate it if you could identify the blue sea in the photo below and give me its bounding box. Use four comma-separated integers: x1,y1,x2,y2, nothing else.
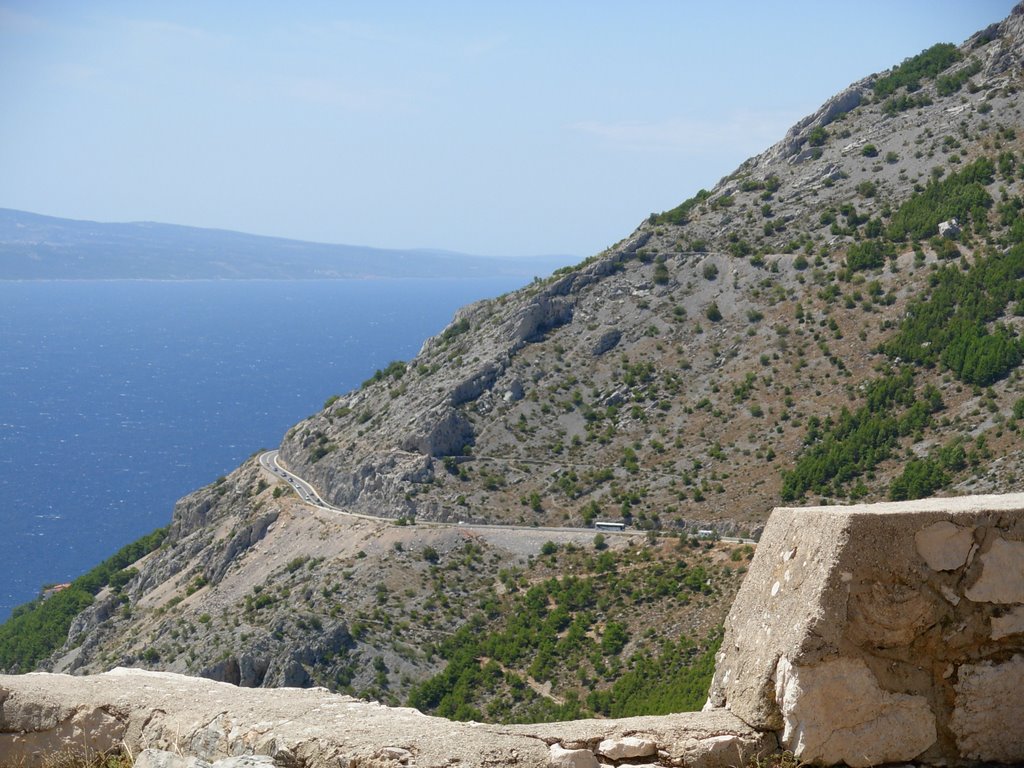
0,278,526,621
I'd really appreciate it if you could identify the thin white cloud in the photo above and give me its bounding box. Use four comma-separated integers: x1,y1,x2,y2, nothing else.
0,5,44,33
572,109,803,155
283,75,414,114
462,34,507,59
54,64,101,85
118,17,228,46
320,18,404,46
289,18,414,52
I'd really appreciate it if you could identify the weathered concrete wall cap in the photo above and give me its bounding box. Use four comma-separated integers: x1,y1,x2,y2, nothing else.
707,493,1024,766
0,669,773,768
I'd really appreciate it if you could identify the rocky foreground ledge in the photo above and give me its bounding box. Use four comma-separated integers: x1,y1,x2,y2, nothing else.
3,493,1023,768
0,668,770,768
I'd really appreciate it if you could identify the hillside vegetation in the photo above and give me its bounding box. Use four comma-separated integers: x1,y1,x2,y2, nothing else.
408,536,742,723
6,3,1024,724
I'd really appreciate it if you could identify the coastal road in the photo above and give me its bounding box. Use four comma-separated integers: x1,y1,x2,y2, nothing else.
258,450,756,543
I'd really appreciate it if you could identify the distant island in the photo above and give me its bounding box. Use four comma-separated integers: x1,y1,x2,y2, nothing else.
0,208,572,280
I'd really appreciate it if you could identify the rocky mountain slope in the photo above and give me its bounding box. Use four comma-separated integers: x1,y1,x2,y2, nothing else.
6,2,1024,722
274,7,1024,530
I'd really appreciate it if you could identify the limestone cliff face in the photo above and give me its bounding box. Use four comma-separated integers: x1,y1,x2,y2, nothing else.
275,237,652,524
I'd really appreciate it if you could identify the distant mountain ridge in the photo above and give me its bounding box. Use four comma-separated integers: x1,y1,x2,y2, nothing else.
0,208,571,280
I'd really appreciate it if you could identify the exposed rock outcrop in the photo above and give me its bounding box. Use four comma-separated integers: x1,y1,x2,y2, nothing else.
590,328,621,356
755,80,868,166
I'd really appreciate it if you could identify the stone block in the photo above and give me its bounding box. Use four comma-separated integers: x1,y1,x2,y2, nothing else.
964,537,1024,603
707,493,1024,766
915,520,975,571
950,654,1024,763
597,736,656,760
548,744,598,768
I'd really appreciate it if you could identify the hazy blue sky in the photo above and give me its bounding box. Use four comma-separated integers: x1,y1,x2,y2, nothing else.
0,1,1016,257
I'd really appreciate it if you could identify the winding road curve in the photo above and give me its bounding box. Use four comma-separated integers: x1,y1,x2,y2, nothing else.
258,450,756,543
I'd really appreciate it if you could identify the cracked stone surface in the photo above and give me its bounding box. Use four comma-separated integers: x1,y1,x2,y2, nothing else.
706,493,1024,766
914,521,976,571
963,537,1024,604
774,655,935,767
991,604,1024,640
950,654,1024,763
0,668,773,768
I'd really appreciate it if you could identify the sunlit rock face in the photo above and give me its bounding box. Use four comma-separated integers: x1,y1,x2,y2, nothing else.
706,493,1024,766
0,668,774,768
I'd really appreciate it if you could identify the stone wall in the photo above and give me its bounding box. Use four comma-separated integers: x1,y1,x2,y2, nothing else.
0,669,771,768
706,493,1024,766
3,494,1022,767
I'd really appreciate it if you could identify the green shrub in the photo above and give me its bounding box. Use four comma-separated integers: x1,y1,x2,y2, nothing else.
651,189,712,226
881,93,933,115
600,621,629,656
362,360,407,388
873,43,961,98
887,157,994,241
1014,397,1024,420
441,318,470,342
109,567,138,592
653,262,670,285
587,631,721,717
781,370,941,500
807,126,828,147
846,240,891,272
0,527,168,672
884,243,1024,385
936,59,981,96
889,458,948,500
856,180,877,198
